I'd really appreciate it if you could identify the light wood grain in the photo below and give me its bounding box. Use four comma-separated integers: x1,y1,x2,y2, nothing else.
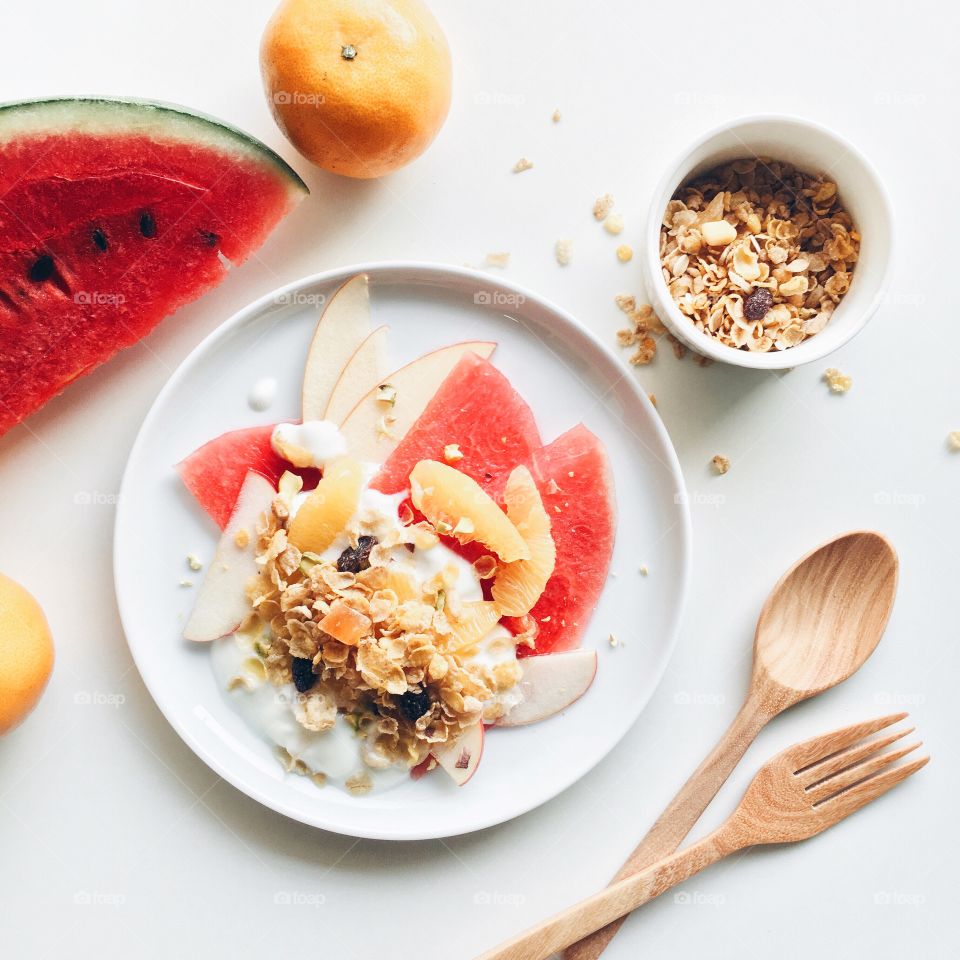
564,531,898,960
476,715,927,960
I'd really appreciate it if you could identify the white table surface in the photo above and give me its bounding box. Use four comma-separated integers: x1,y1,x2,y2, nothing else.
1,1,955,957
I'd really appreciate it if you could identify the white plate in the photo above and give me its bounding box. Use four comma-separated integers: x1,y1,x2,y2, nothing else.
114,262,691,840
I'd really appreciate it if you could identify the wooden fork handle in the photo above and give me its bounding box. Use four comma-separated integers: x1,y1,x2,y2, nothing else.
563,691,773,960
475,831,735,960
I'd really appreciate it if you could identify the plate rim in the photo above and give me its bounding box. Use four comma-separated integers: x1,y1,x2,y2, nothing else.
113,259,692,839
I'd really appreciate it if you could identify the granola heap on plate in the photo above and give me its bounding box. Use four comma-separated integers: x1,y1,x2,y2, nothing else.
660,158,860,352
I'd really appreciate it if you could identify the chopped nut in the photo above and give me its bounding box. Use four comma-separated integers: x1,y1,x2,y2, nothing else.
823,368,853,393
512,157,533,173
949,431,960,451
443,443,464,463
603,213,625,235
711,455,731,475
376,383,397,406
179,579,193,588
701,220,737,246
555,238,573,266
186,553,203,571
593,193,615,221
551,108,562,123
608,633,619,648
639,564,649,576
484,252,510,268
616,244,634,263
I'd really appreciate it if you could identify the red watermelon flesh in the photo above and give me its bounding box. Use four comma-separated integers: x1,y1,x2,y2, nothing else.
370,353,542,497
506,424,616,656
176,424,319,529
0,98,306,437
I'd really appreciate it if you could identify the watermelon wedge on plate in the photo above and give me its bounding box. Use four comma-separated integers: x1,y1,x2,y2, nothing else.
0,97,307,437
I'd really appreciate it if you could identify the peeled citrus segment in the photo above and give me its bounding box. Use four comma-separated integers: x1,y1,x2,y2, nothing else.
287,456,362,553
409,460,529,563
446,601,501,652
492,466,556,616
374,567,421,603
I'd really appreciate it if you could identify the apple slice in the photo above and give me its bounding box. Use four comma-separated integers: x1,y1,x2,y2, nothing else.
183,472,274,642
431,722,484,785
338,341,496,463
301,274,371,421
497,649,597,727
324,325,388,425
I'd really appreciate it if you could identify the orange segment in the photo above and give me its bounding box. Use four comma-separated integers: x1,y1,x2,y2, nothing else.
446,601,501,653
492,466,556,616
287,456,362,553
409,460,529,563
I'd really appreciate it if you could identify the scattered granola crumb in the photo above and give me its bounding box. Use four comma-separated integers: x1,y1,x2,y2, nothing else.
555,238,573,266
639,564,649,577
823,368,853,393
615,294,637,314
376,383,398,406
345,771,374,796
711,455,731,475
484,252,510,268
629,336,657,366
551,108,562,123
593,193,615,221
948,431,960,451
234,528,250,549
512,157,533,173
603,213,625,235
694,354,714,368
186,553,202,571
669,335,687,360
616,243,633,263
608,633,620,648
443,443,464,463
179,579,193,588
648,393,657,407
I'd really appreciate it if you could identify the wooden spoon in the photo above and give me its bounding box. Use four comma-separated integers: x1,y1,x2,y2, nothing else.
564,530,898,960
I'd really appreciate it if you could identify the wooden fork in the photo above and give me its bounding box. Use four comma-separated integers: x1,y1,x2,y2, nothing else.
474,714,927,960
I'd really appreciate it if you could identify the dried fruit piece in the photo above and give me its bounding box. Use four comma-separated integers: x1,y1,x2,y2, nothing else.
409,460,529,562
291,657,317,693
287,457,362,553
398,687,432,722
492,466,556,616
319,599,371,646
336,535,377,573
744,288,773,321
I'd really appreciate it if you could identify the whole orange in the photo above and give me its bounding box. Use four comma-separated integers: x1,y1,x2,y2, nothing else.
261,0,452,179
0,573,54,735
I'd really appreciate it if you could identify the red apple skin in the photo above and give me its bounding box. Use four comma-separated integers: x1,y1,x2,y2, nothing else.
431,722,484,785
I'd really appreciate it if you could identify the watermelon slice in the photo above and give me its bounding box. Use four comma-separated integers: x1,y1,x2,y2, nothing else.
176,424,319,529
0,97,307,437
507,425,616,656
370,353,542,497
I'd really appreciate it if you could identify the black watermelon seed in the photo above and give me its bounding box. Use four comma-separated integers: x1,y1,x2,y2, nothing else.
399,688,432,722
28,255,55,283
199,230,220,247
139,212,157,238
291,657,317,693
92,228,108,252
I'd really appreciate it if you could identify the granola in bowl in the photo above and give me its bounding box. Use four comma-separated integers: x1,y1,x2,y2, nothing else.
660,158,860,353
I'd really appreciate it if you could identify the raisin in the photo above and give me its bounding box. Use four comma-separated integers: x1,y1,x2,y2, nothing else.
199,229,220,247
744,288,773,321
27,255,54,282
291,657,317,693
336,535,377,573
139,211,157,238
398,688,431,722
92,228,109,252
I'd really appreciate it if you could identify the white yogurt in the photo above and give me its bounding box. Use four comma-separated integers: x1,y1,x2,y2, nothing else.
271,420,347,469
248,377,278,412
211,468,521,794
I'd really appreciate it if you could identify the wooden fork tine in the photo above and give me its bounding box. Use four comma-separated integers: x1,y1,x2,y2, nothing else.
800,726,914,787
789,713,908,772
807,742,922,803
818,755,929,816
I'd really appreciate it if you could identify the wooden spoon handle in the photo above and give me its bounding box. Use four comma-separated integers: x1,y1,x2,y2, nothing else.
475,832,732,960
563,692,772,960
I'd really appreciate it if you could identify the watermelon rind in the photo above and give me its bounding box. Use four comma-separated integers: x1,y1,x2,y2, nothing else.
0,96,308,198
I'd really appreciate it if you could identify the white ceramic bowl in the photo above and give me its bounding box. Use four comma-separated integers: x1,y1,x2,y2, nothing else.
643,115,893,370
